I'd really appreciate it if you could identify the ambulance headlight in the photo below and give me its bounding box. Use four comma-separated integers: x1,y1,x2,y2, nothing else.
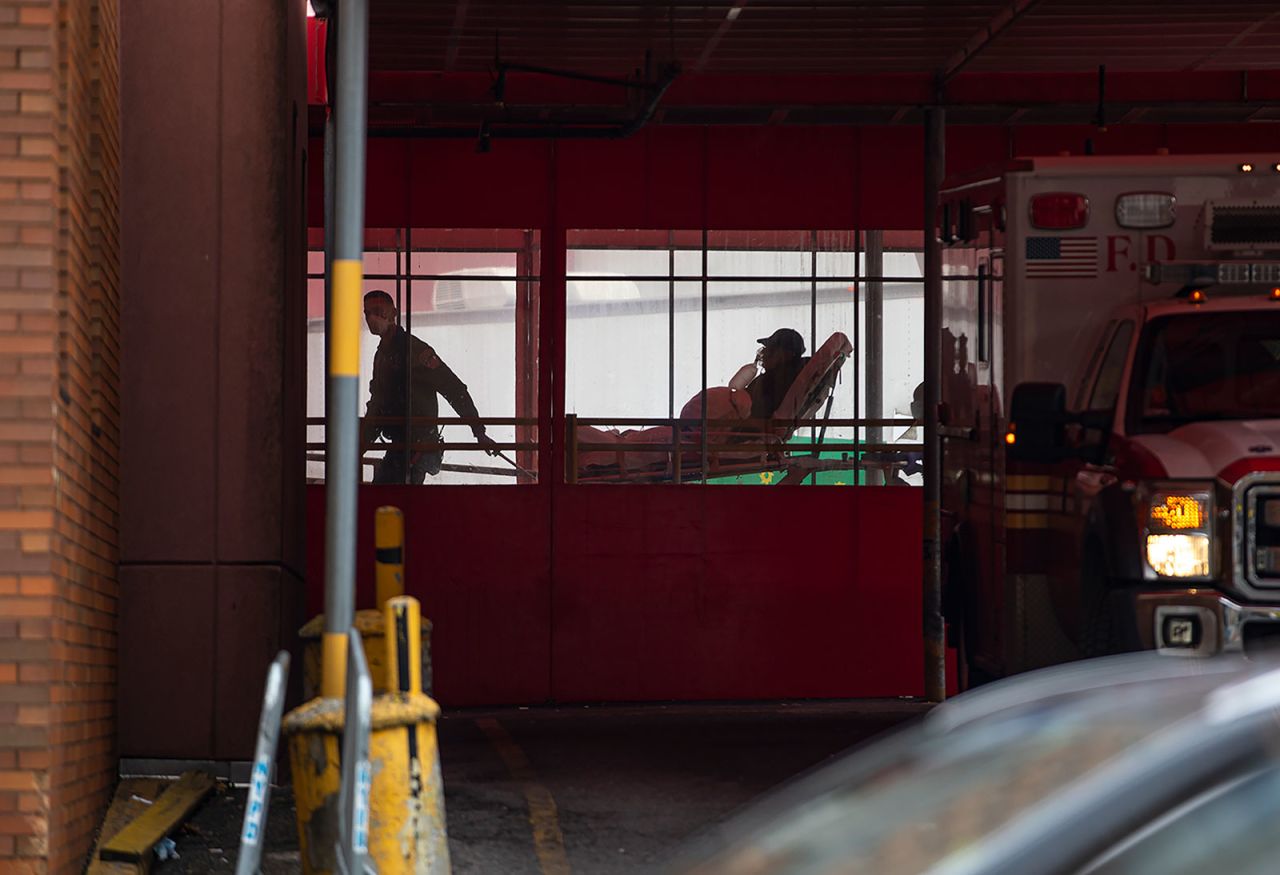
1116,192,1176,229
1146,534,1210,578
1141,486,1213,578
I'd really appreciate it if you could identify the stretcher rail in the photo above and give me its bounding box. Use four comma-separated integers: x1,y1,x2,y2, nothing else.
306,415,923,484
566,413,923,484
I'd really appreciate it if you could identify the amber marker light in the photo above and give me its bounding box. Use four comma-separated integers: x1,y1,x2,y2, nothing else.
1188,289,1206,304
1270,287,1280,301
1005,427,1017,446
1150,495,1206,530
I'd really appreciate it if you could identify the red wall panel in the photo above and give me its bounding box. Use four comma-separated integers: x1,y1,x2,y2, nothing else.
856,127,924,230
1166,124,1280,154
550,485,924,701
409,139,554,230
556,135,664,229
705,127,861,229
308,123,1280,232
364,138,411,224
307,484,924,705
306,485,554,706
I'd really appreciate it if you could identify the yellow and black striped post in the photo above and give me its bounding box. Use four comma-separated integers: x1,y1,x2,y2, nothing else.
375,506,406,609
319,0,370,701
284,0,370,868
297,504,425,701
364,596,451,872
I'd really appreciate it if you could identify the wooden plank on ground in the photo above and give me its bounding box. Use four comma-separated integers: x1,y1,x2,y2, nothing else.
99,771,216,863
87,778,170,875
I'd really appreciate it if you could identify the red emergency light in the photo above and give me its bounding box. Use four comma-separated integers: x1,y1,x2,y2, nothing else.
1030,193,1089,230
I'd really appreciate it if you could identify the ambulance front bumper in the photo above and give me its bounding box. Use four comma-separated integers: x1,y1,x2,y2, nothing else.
1134,590,1280,656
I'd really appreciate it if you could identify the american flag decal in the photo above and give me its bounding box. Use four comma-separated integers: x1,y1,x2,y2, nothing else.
1026,236,1098,278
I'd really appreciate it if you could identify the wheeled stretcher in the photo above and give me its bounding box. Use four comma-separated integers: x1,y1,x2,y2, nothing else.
571,332,855,483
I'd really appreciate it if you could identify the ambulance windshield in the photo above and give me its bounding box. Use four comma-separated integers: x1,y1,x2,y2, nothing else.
1130,311,1280,434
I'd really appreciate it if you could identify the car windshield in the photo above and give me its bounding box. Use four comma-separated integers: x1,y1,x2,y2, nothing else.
1128,309,1280,434
671,656,1257,875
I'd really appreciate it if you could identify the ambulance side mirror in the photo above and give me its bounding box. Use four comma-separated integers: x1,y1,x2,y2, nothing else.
1007,382,1069,462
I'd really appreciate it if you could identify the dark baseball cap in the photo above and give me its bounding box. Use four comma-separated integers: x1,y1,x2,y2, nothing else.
756,327,805,357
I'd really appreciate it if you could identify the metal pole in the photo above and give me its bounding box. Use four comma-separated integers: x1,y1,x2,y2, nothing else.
864,230,883,486
324,114,335,479
516,230,536,481
700,229,708,484
236,652,290,875
337,630,373,872
400,227,411,485
810,232,817,482
669,235,676,481
854,231,862,486
865,230,884,453
923,107,946,702
323,0,369,701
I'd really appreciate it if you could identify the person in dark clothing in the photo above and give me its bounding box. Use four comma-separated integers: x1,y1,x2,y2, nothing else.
744,327,808,419
362,290,498,484
894,381,925,484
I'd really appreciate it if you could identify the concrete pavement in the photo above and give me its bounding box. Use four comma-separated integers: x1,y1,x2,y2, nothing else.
157,699,927,873
439,700,930,874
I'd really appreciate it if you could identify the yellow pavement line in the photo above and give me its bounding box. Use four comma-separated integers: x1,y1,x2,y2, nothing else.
477,717,572,875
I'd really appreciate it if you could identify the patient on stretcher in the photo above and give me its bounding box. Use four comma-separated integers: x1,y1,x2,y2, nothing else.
575,328,852,479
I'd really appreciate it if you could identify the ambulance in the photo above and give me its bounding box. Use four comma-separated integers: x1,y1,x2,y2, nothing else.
939,154,1280,681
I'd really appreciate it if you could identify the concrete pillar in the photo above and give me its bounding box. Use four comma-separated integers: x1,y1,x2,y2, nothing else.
119,0,308,760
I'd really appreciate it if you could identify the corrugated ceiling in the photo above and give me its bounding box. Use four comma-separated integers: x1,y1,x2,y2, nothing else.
365,1,1280,76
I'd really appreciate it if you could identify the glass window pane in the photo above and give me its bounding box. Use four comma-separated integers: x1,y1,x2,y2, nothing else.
306,273,325,483
569,246,670,279
564,230,922,487
308,228,538,485
306,228,403,483
1089,321,1135,412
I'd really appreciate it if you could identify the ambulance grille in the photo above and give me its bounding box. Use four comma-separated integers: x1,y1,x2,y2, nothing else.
1207,203,1280,251
1244,482,1280,590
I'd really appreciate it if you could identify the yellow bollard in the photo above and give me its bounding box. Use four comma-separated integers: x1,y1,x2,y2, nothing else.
299,504,432,699
283,698,345,873
299,611,434,699
375,506,405,609
284,691,445,874
386,595,421,695
365,596,451,873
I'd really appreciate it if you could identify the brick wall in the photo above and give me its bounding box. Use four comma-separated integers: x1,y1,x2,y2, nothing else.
0,0,121,871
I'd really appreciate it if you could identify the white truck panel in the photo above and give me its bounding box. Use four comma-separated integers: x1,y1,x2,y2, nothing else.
1007,156,1280,392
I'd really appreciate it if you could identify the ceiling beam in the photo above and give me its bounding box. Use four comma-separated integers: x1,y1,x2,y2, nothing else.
352,99,1279,135
941,0,1047,84
1189,9,1280,72
443,0,470,72
694,0,749,74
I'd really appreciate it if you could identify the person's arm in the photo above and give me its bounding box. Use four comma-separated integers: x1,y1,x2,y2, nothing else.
728,362,758,390
362,370,382,447
416,345,500,453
